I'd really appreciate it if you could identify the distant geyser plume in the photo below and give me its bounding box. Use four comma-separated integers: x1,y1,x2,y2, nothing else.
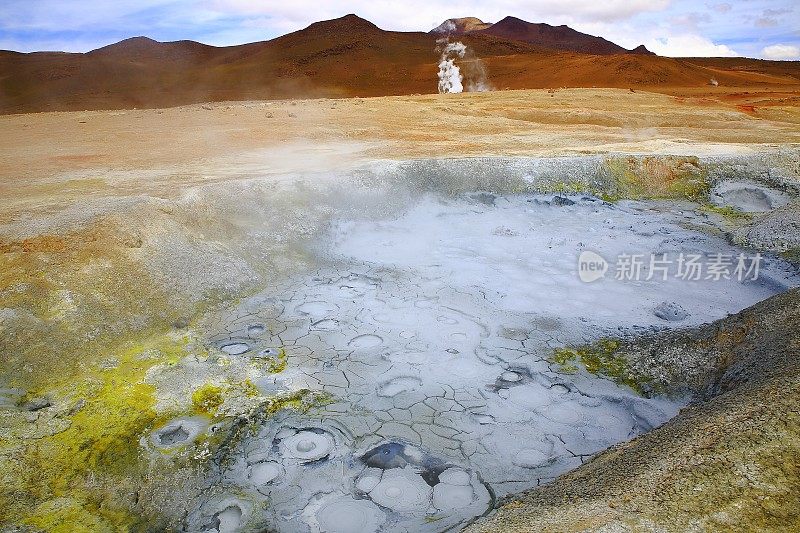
435,22,492,94
437,39,467,93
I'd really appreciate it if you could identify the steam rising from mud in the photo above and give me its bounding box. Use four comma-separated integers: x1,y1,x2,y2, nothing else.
438,41,466,93
436,38,491,94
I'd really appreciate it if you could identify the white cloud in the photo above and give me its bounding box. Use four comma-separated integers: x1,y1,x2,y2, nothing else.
0,0,795,59
574,17,739,58
205,0,672,33
707,3,732,14
761,44,800,60
670,12,711,32
755,17,778,28
0,35,102,53
763,7,793,16
644,34,738,57
0,0,174,31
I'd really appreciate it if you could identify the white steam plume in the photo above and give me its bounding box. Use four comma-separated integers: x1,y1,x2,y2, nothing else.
436,38,491,94
432,19,457,34
438,40,466,94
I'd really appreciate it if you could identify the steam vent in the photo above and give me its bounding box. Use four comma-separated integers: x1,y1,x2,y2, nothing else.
2,8,800,533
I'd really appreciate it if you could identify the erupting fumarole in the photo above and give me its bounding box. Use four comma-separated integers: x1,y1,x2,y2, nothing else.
438,40,467,94
436,38,492,94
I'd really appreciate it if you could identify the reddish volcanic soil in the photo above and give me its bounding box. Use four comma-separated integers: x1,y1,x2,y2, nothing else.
1,14,798,114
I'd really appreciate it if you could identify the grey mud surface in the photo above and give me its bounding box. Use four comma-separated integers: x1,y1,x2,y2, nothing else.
163,180,797,532
467,287,800,532
4,150,799,533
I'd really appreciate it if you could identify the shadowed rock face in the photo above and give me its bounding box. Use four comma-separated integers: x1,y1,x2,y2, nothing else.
467,288,800,532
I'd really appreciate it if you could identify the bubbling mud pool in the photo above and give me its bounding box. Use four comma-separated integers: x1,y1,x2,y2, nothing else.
181,193,797,532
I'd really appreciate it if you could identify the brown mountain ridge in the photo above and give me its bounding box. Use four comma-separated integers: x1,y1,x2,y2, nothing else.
1,14,798,114
433,16,654,55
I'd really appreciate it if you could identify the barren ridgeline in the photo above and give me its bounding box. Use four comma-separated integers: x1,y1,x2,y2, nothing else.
1,14,800,113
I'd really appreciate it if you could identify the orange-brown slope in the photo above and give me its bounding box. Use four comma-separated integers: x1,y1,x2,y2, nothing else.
1,14,799,114
0,15,545,113
197,15,544,100
483,52,800,90
681,57,800,80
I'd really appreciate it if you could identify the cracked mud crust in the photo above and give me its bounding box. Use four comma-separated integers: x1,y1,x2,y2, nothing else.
1,91,800,531
467,288,800,532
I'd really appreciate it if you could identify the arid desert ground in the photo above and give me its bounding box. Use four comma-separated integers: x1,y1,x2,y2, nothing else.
1,87,799,531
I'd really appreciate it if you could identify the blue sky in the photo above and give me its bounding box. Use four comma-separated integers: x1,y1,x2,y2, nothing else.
1,0,798,59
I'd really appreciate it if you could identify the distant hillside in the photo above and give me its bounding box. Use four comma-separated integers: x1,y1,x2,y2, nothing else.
0,14,798,114
431,15,655,55
431,17,493,34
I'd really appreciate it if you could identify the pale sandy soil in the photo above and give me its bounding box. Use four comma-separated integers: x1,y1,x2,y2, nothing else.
2,88,799,218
